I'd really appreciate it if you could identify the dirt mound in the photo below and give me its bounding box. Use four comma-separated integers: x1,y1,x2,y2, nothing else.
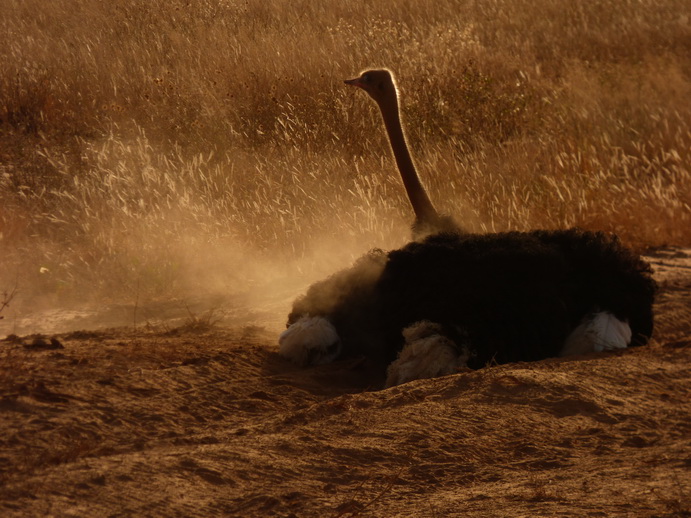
1,250,690,517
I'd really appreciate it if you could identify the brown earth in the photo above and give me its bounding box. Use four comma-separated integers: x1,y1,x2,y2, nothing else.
1,249,690,517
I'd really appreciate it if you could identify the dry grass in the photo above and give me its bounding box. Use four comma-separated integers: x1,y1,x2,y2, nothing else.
1,0,690,310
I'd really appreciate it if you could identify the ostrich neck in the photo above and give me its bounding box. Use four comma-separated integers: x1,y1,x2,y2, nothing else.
378,96,438,224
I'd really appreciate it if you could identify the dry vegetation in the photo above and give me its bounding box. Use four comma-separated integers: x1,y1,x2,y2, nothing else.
1,0,690,312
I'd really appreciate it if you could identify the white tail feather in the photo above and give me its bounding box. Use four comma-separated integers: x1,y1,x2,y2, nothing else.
560,311,632,357
386,321,465,387
279,316,341,366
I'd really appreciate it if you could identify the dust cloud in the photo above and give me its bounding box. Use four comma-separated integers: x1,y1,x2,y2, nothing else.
0,220,395,338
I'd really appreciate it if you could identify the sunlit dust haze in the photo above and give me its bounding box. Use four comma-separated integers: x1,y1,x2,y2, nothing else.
1,0,690,335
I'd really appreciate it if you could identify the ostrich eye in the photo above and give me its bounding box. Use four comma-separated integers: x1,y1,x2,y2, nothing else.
362,73,370,83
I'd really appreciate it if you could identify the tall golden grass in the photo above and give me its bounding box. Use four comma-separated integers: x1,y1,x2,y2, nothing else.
1,0,689,308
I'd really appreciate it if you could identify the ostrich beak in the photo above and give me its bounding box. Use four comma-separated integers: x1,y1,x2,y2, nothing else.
344,77,363,88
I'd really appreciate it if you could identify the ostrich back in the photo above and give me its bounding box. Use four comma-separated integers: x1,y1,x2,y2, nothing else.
286,229,655,369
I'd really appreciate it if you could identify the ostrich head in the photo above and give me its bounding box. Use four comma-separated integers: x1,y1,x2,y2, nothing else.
344,69,397,108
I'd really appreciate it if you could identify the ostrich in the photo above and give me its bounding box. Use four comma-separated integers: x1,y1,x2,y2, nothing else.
279,69,656,387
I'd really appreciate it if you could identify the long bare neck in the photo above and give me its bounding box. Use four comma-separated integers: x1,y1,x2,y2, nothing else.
377,95,439,225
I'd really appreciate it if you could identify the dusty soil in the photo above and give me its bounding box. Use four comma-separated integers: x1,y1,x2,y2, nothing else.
1,249,690,517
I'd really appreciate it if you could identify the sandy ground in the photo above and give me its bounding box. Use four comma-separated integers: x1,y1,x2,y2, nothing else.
0,249,689,517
